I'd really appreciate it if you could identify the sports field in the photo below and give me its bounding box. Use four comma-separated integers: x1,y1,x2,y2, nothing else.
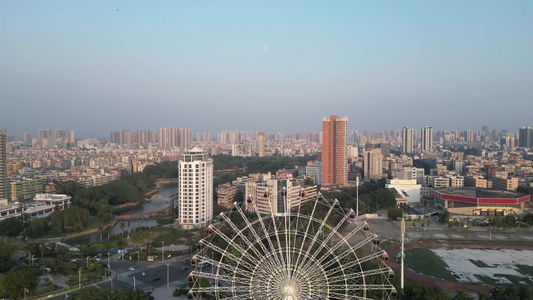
405,248,533,285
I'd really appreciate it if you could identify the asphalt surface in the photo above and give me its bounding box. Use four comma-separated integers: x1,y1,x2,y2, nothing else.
48,254,194,299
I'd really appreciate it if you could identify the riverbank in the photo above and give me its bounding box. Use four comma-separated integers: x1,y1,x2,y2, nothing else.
113,201,143,212
31,216,118,244
156,178,178,185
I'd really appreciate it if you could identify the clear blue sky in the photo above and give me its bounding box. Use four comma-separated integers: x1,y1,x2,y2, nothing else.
1,1,532,138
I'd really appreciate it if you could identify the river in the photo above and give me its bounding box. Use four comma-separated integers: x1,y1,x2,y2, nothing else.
67,182,178,245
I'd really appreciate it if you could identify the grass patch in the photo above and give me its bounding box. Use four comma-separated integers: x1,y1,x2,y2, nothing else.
405,248,456,282
468,259,493,268
516,264,533,276
476,275,498,284
494,274,533,284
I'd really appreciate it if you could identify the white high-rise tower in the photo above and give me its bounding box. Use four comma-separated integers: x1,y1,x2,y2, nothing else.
0,129,7,201
421,126,433,152
178,148,213,229
402,127,414,154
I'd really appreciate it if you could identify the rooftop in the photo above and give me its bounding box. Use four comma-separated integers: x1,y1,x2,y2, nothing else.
435,187,524,199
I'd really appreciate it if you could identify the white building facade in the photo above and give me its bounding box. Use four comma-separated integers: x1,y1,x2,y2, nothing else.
178,148,213,229
385,179,421,203
245,179,317,216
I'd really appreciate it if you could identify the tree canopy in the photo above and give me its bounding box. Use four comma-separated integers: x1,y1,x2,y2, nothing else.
69,288,152,300
0,265,39,298
0,217,23,237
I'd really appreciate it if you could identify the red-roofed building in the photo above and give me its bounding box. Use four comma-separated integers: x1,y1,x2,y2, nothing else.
431,187,530,216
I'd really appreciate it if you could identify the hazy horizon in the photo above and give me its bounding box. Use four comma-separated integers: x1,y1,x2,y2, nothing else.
1,1,532,138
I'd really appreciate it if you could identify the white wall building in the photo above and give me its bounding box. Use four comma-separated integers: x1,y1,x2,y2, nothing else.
396,167,425,185
245,179,317,216
178,148,213,229
385,179,421,203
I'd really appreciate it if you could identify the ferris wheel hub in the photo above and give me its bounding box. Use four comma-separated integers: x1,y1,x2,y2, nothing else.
282,280,298,299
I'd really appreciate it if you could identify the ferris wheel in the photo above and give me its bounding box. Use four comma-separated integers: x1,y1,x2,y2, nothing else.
187,190,397,300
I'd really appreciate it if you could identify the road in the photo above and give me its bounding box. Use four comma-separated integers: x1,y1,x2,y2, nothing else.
340,218,533,243
47,254,193,299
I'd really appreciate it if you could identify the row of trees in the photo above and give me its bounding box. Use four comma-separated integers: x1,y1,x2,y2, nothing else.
143,160,178,179
323,179,397,214
69,288,152,300
212,154,316,173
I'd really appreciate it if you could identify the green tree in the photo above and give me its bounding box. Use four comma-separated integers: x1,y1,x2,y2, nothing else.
38,244,47,258
388,207,403,221
0,239,15,272
374,188,396,209
0,265,39,298
0,217,24,237
28,218,47,238
69,288,152,300
439,210,450,224
53,180,83,196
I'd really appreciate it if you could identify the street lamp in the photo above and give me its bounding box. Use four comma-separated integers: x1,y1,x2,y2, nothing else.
86,256,90,269
133,275,136,291
162,241,165,263
166,263,170,288
107,252,111,270
78,268,82,289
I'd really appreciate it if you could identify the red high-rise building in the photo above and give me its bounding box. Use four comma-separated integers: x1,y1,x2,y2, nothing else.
322,115,348,185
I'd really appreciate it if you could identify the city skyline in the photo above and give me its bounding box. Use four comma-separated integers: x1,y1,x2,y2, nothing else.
1,1,533,138
3,123,532,141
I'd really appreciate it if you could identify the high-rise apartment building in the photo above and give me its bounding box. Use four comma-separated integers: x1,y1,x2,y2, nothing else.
258,131,266,157
55,129,67,139
111,130,153,145
24,132,31,146
363,148,383,180
158,128,191,150
195,132,213,143
321,115,348,185
421,126,433,151
178,148,213,229
402,127,414,154
519,127,533,148
38,129,52,139
0,130,7,200
68,130,75,144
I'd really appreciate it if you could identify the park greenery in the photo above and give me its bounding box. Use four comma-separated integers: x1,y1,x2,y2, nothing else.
0,265,40,298
322,179,397,215
212,154,316,173
68,288,152,300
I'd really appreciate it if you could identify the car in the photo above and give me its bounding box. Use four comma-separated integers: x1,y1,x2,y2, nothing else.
142,272,145,276
181,266,189,271
152,276,161,282
128,267,135,271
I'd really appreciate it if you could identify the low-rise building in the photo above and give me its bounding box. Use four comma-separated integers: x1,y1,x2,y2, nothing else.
217,182,236,208
245,179,317,215
9,178,43,201
464,176,488,189
431,187,529,216
491,176,519,191
385,179,421,203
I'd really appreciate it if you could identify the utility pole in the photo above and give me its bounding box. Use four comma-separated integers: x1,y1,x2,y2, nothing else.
107,252,111,271
133,276,136,291
162,241,165,263
78,268,82,289
401,216,405,290
356,176,359,217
